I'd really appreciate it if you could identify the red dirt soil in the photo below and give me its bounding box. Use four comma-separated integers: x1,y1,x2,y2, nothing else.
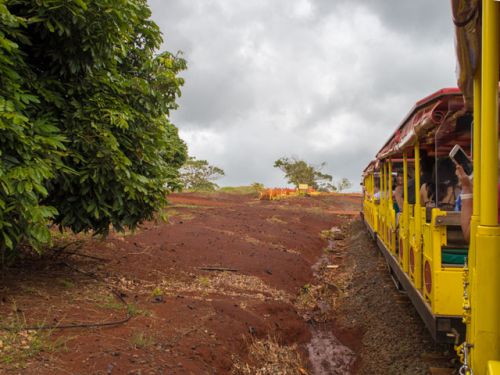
0,193,361,374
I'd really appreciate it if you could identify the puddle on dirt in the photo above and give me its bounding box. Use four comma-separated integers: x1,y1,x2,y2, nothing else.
307,327,356,375
307,226,356,375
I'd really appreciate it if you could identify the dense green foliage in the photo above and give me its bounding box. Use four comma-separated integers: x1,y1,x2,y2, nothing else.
0,3,65,253
274,157,332,189
180,157,224,191
0,0,187,255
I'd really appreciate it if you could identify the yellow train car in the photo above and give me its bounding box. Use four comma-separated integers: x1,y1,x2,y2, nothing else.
362,1,500,373
362,88,470,343
451,1,500,374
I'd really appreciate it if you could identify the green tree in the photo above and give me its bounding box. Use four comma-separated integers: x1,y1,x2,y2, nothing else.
317,182,337,192
336,178,352,192
273,157,332,189
0,0,187,256
0,3,66,255
180,157,225,191
251,182,264,192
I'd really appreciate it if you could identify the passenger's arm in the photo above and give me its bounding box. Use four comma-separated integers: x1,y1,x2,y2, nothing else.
420,184,428,206
456,165,472,242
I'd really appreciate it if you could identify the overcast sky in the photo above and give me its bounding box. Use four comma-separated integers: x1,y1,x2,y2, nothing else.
148,0,457,191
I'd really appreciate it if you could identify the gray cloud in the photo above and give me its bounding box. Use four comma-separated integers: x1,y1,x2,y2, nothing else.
148,0,457,190
312,0,452,39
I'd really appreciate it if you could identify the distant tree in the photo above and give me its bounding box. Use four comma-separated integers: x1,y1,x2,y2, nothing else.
317,182,337,192
337,178,352,192
251,182,265,192
180,157,225,191
273,157,332,189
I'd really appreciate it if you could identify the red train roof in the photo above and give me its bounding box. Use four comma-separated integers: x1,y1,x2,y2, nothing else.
375,88,464,160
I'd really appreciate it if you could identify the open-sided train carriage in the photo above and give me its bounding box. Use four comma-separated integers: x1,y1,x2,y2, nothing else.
362,88,471,344
362,1,500,373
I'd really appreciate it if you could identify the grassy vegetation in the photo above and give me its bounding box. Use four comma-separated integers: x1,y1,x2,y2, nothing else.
127,303,151,318
0,311,70,369
266,216,287,225
97,295,150,317
197,275,211,288
167,203,200,209
161,208,179,222
217,186,261,194
295,283,317,311
151,287,163,298
179,184,264,195
130,331,155,349
57,278,75,289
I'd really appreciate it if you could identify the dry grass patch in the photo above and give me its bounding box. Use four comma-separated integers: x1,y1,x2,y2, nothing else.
266,216,287,225
161,273,291,303
130,331,155,349
293,281,342,323
179,212,196,221
243,235,262,246
294,283,321,311
232,336,308,375
168,203,203,209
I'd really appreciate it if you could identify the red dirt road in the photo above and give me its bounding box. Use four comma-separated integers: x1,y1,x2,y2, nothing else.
0,192,361,374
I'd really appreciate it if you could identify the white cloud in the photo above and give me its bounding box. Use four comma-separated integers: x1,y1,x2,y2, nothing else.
291,0,314,19
148,0,457,190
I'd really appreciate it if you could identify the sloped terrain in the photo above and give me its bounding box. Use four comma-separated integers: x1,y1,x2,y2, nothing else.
0,192,452,374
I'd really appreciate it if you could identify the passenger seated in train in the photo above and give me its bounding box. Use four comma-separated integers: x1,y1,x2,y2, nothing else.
393,172,404,213
455,164,473,241
420,158,459,210
405,168,416,204
373,184,380,203
418,152,435,206
407,151,432,205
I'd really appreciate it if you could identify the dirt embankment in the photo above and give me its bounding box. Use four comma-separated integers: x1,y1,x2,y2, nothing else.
0,192,453,374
